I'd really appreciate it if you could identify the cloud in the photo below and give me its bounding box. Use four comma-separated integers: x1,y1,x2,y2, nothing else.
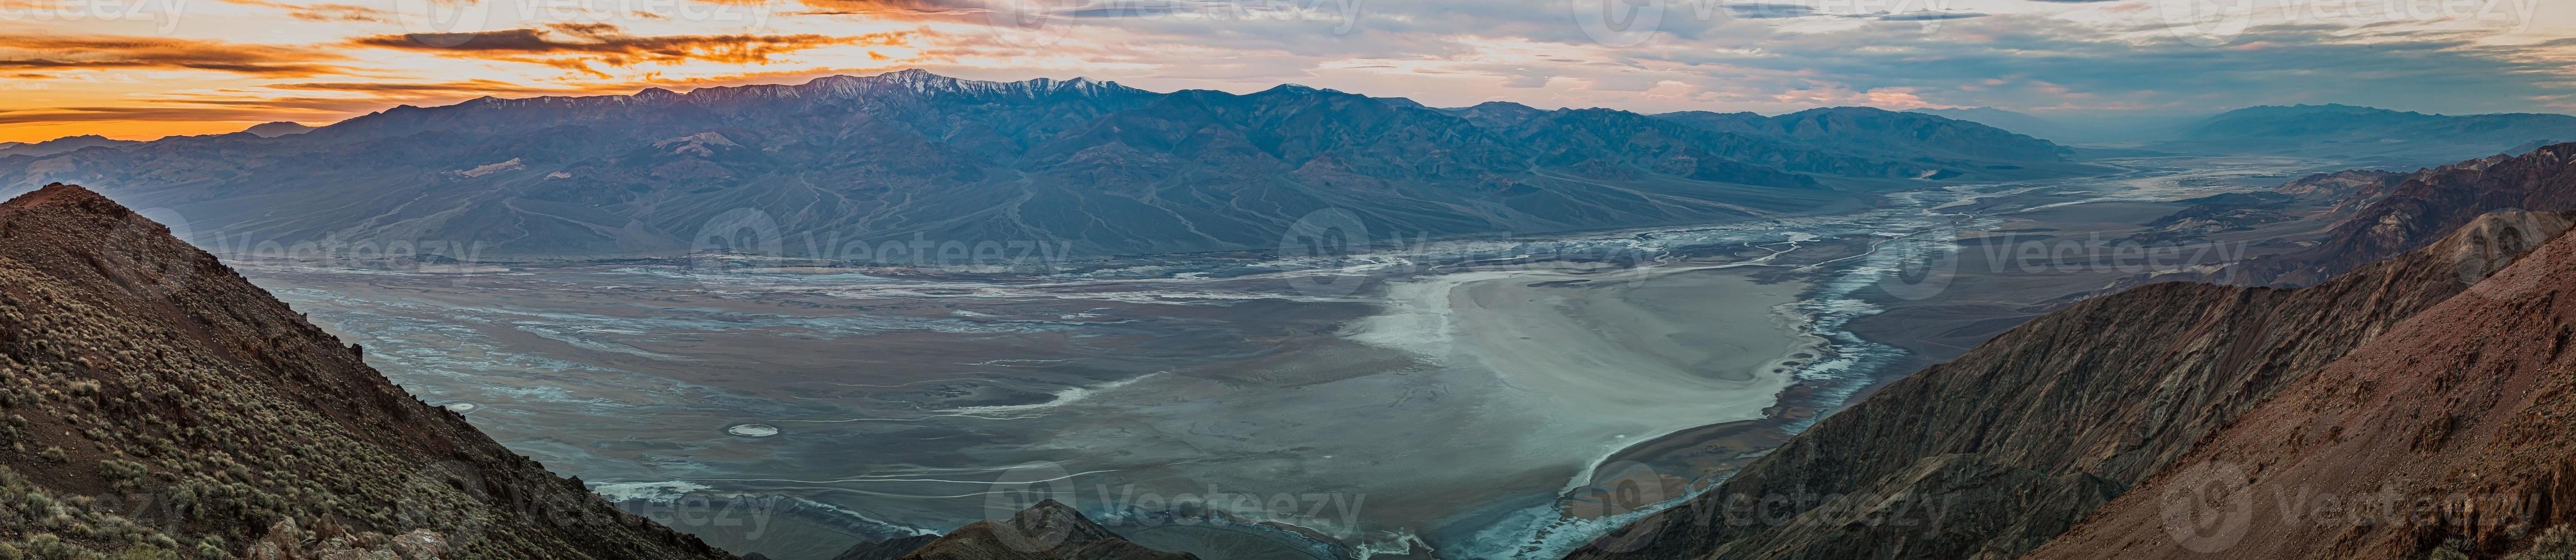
348,23,911,76
0,105,335,125
267,79,576,94
1723,3,1819,19
0,35,348,77
1861,11,1991,21
214,0,390,22
785,0,982,17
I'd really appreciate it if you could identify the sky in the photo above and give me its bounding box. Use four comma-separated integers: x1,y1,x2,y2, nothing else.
1,0,2572,143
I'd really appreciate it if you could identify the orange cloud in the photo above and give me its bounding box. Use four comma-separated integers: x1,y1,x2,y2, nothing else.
348,23,912,76
215,0,390,22
0,34,349,76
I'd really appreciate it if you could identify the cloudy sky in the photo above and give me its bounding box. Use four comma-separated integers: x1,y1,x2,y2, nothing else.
1,0,2570,142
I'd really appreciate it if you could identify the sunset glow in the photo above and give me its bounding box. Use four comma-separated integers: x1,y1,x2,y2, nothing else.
5,0,2574,143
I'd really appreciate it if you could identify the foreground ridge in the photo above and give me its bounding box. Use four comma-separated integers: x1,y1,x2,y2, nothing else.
0,183,732,559
1571,203,2576,556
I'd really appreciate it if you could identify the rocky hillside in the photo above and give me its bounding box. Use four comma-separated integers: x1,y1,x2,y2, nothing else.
0,183,734,559
0,70,2076,260
2026,207,2576,559
1566,207,2571,560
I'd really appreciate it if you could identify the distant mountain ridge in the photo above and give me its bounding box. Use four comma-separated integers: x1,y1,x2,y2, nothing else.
242,121,316,138
0,135,140,159
2163,103,2576,165
1659,106,2073,164
0,69,2081,261
2150,142,2576,287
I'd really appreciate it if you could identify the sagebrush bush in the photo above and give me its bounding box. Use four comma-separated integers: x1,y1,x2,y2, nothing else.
2506,526,2576,560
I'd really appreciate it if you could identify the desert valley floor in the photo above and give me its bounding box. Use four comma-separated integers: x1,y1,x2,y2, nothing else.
230,155,2346,560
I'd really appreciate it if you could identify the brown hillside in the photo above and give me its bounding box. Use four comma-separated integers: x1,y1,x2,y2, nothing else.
2026,201,2576,559
0,183,734,559
1564,207,2572,560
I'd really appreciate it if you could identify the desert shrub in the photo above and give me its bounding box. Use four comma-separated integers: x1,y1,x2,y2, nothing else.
2506,526,2576,560
95,461,147,494
34,447,63,463
110,549,172,560
21,535,71,560
2426,542,2473,560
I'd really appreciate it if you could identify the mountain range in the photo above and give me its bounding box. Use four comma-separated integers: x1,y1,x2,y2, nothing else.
0,135,140,159
2161,104,2576,166
0,70,2078,261
2145,143,2576,287
1904,107,2181,145
1912,104,2576,167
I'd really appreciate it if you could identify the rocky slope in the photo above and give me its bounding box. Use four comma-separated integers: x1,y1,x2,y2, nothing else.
0,183,733,559
1566,206,2571,560
2025,207,2576,559
0,70,2074,260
